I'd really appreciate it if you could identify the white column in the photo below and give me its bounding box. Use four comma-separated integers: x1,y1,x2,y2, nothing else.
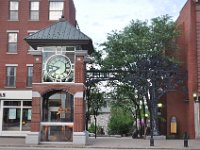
194,103,200,138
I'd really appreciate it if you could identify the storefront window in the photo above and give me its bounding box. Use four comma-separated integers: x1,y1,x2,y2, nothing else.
4,101,21,106
2,100,32,131
23,101,32,106
3,108,21,131
22,108,31,131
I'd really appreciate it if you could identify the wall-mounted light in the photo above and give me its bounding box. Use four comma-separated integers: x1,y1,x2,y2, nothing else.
157,103,163,108
193,92,200,102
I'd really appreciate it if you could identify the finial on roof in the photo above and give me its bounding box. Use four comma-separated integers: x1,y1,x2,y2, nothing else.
59,15,65,22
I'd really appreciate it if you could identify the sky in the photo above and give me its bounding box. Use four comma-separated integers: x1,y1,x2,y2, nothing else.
73,0,187,48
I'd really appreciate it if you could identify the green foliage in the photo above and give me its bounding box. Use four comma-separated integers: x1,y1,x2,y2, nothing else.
108,106,133,136
89,86,106,116
108,83,139,114
100,16,183,134
88,123,104,135
88,123,96,133
101,15,180,70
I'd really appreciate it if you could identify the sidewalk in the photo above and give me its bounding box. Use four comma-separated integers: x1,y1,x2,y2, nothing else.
88,137,200,149
0,136,200,149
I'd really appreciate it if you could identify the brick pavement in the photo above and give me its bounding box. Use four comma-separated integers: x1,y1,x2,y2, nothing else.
0,136,200,149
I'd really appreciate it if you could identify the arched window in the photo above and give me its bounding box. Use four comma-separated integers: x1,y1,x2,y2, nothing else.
42,91,73,122
41,91,74,142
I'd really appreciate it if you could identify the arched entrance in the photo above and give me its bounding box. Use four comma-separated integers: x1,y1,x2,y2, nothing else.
40,90,74,142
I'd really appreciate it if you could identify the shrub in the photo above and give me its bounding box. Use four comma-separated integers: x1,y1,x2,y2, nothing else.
88,123,104,135
108,106,133,136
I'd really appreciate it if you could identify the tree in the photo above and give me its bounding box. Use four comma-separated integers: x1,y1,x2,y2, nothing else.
100,15,184,144
108,82,148,137
108,105,133,136
87,84,106,138
101,15,180,70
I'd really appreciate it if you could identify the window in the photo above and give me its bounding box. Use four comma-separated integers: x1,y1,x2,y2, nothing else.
6,66,16,87
2,100,32,131
8,32,18,53
27,66,33,87
9,1,19,20
30,1,39,20
42,92,73,122
41,92,73,142
49,1,64,20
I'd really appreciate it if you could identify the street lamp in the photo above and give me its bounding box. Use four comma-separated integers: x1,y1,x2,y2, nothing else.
157,103,163,108
157,102,163,135
193,92,200,102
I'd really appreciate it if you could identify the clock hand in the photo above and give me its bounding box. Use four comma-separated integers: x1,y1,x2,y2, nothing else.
48,65,60,71
47,65,60,79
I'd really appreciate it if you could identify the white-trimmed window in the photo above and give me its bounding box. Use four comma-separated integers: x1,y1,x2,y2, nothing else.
8,32,18,53
27,66,33,87
2,100,32,131
49,1,64,20
30,1,39,20
9,1,19,20
6,66,16,87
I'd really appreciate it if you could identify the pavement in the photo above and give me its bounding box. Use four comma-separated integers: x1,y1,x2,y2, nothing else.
0,136,200,149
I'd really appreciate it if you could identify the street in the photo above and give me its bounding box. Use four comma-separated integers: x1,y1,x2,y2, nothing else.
0,147,173,150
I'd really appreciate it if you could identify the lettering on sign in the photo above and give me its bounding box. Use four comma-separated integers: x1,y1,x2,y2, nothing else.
0,93,6,97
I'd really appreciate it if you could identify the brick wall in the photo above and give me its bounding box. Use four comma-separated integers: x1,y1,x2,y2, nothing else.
175,0,197,138
74,98,85,132
31,97,41,132
0,0,76,89
32,83,85,96
75,56,85,83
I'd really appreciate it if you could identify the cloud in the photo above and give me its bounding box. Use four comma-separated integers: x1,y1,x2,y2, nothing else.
74,0,187,48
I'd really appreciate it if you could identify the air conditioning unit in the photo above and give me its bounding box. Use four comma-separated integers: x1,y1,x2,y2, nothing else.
195,0,200,3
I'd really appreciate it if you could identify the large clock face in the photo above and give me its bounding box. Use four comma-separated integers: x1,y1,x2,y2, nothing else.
45,55,72,81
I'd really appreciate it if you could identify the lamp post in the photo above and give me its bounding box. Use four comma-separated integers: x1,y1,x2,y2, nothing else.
157,103,163,135
150,78,156,146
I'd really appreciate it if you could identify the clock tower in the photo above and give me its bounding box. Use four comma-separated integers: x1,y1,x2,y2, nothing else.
24,18,93,145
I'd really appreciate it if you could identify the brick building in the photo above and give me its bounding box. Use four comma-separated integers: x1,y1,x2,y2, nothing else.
161,0,200,139
1,0,200,145
0,0,93,145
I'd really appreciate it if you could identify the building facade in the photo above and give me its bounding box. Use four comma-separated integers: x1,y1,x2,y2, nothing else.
0,0,93,145
163,0,200,139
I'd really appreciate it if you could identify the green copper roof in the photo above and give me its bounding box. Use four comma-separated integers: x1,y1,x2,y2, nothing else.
24,18,94,53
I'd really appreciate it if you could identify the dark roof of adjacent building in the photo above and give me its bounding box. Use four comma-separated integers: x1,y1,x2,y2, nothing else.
24,17,94,53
